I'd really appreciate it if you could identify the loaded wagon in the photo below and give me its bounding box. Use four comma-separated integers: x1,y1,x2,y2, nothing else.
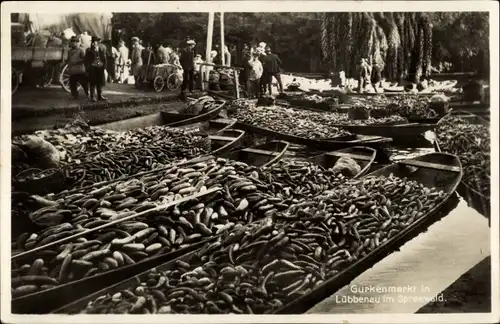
11,13,112,95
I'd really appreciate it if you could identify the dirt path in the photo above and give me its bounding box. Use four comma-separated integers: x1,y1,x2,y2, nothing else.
12,83,173,111
10,83,190,134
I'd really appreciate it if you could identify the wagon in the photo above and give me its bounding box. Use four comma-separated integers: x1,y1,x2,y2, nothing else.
135,63,182,92
11,20,71,95
12,13,113,95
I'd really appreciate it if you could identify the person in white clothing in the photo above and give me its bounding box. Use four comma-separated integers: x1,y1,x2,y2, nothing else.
117,40,130,83
247,53,263,98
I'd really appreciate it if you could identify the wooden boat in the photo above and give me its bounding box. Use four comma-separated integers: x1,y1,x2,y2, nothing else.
52,249,204,314
276,100,435,137
336,122,436,138
345,91,441,97
236,122,392,151
434,114,490,219
309,146,377,178
97,100,226,132
449,102,489,115
223,140,290,168
11,187,223,314
53,153,462,315
273,152,462,314
404,110,484,124
175,118,237,135
209,129,245,156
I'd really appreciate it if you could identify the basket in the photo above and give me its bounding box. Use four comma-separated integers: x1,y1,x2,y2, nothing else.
429,102,449,116
13,168,66,196
370,108,390,118
348,105,370,120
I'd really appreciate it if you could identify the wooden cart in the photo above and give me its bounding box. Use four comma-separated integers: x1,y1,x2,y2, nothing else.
135,63,182,92
11,45,70,95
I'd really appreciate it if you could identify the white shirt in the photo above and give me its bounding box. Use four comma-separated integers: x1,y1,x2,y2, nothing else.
118,45,129,65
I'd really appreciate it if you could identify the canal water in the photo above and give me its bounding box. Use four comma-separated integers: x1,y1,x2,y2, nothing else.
307,135,492,314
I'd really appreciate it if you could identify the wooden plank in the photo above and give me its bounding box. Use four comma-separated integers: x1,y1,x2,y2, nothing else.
326,152,373,161
242,148,279,156
398,160,461,173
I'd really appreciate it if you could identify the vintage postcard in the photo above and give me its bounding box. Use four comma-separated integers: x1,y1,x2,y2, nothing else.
1,1,498,323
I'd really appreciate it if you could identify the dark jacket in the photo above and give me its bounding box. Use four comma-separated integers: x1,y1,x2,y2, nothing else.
263,53,282,74
84,44,107,70
179,48,195,70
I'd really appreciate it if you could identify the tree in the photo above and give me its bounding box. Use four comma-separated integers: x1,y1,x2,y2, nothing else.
111,12,489,76
320,12,434,83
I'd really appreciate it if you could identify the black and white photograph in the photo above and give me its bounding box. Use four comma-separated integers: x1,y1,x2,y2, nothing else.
1,1,498,323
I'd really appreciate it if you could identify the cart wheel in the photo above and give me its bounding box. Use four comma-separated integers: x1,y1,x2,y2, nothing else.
12,70,19,95
60,64,81,93
166,73,181,91
153,76,165,92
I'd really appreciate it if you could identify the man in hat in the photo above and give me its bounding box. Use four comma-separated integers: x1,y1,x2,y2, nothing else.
130,37,143,81
67,36,89,99
179,39,196,94
85,35,107,102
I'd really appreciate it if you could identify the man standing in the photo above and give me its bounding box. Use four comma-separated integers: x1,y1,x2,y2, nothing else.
257,46,267,95
262,47,284,95
371,62,382,93
247,52,263,99
180,40,196,94
67,36,89,99
130,37,143,81
103,40,119,83
240,44,252,96
85,36,107,102
357,58,370,93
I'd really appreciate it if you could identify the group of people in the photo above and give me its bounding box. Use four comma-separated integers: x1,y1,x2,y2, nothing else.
240,42,284,98
102,37,155,84
66,35,143,101
66,35,286,100
66,35,108,101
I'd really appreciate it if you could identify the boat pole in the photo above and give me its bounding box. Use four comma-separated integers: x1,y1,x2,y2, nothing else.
220,12,225,66
203,12,215,90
